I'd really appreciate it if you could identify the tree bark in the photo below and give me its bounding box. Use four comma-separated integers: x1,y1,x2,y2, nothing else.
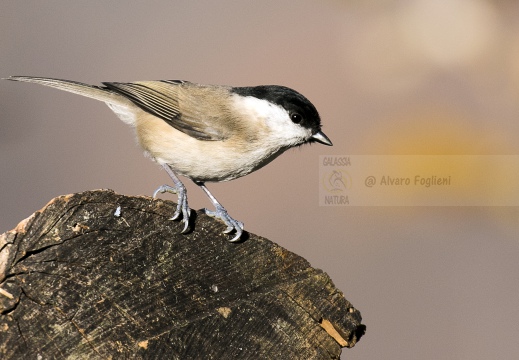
0,190,365,359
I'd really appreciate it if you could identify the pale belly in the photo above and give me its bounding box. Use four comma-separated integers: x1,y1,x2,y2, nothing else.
136,115,287,182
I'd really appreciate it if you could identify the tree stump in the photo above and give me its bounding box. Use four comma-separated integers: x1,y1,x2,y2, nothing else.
0,190,365,359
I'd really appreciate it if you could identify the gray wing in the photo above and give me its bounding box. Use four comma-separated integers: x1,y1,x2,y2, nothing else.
102,80,228,141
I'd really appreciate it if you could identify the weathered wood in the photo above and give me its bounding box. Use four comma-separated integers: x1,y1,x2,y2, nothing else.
0,190,365,359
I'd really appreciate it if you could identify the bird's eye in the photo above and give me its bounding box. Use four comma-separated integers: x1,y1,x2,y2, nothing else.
291,113,303,123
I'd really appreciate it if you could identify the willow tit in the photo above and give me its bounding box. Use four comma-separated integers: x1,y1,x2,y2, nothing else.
5,76,332,241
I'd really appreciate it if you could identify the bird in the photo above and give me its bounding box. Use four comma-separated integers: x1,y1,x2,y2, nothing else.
4,76,332,242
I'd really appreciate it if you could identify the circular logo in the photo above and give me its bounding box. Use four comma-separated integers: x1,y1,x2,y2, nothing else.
322,169,351,193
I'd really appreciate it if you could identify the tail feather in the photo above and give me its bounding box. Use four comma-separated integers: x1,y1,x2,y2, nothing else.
4,76,127,106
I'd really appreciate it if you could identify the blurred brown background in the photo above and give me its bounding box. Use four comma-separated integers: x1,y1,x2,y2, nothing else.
2,1,519,359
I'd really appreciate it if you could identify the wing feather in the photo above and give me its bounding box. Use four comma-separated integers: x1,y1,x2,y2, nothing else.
102,80,227,141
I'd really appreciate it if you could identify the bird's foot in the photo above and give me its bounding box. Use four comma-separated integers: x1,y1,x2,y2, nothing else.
204,205,244,242
153,184,191,233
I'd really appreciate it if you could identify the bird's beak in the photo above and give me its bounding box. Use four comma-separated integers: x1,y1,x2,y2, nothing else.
311,131,333,146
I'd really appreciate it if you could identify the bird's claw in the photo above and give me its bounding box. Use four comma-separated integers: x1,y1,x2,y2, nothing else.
179,217,190,233
153,184,176,198
169,208,191,233
169,211,181,221
154,184,192,233
154,179,243,241
204,206,244,242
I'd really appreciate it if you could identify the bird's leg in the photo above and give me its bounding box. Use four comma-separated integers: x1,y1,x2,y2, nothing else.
153,164,191,233
195,181,244,242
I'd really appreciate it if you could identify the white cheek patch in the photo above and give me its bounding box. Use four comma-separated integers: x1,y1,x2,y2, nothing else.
232,95,311,144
